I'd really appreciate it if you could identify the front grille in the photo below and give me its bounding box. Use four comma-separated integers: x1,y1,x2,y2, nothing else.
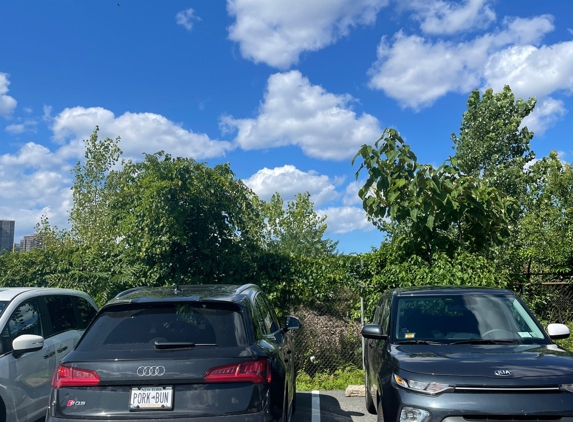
454,386,561,394
462,416,562,421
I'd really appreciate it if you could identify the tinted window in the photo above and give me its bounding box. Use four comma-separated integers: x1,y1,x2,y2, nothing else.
255,294,280,335
77,302,248,351
45,295,78,335
75,296,97,329
0,299,42,354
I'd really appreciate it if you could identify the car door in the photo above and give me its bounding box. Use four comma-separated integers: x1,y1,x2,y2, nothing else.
0,297,56,422
40,295,86,367
253,293,292,418
369,296,391,397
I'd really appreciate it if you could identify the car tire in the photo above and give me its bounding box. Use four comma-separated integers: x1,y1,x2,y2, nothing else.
364,371,376,414
376,396,384,422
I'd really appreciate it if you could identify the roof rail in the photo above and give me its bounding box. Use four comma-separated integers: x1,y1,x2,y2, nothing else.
114,286,148,298
235,283,258,295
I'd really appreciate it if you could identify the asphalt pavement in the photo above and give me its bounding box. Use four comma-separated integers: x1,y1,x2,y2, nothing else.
293,390,377,422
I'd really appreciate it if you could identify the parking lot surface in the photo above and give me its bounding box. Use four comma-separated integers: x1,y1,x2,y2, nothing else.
293,390,377,422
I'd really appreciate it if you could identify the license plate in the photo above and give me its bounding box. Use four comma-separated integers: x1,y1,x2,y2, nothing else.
129,386,173,410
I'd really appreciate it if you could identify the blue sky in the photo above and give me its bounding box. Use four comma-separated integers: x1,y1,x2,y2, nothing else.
1,0,572,253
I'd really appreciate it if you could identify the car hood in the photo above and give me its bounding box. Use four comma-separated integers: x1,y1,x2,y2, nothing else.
391,343,573,378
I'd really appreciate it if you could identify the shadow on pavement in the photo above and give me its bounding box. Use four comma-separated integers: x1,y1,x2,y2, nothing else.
293,392,368,421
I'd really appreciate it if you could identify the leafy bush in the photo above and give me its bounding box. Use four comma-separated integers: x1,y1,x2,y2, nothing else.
296,366,364,391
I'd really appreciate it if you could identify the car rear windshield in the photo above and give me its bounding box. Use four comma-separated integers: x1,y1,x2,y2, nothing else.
76,302,248,351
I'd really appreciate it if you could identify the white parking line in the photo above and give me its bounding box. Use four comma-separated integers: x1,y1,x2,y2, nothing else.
311,390,321,422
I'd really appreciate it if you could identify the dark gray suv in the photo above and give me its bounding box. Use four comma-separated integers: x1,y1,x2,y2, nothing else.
46,284,300,422
362,286,573,422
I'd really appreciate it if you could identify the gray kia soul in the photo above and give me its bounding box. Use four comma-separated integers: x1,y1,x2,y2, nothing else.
362,286,573,422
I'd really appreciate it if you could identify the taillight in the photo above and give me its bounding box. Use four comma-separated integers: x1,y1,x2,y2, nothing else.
204,359,271,384
52,364,100,388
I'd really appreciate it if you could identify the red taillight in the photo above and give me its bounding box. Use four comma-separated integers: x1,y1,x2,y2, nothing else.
204,359,271,384
51,364,100,388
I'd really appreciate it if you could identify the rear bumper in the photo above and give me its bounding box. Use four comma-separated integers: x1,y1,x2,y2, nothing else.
47,410,274,422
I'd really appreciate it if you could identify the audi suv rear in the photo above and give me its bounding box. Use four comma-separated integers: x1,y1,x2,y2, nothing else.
46,284,300,421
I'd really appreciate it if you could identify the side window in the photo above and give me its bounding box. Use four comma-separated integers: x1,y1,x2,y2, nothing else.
256,294,280,335
0,299,43,354
44,295,78,335
75,297,97,329
381,298,391,334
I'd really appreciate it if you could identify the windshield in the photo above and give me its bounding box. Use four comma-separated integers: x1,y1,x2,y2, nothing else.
394,293,549,344
77,302,248,351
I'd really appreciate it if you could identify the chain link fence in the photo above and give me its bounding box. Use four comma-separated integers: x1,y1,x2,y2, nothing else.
291,281,573,376
291,290,363,377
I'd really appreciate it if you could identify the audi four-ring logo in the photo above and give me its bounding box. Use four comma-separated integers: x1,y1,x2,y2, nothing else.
137,366,166,376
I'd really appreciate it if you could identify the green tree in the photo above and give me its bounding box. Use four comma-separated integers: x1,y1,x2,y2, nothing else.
353,128,518,262
69,126,122,245
263,192,338,258
107,151,264,285
452,86,536,199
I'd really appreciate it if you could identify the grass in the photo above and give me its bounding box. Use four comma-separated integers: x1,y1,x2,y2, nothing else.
296,366,364,391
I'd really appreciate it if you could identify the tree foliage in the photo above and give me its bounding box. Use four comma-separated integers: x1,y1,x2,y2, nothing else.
353,128,518,262
263,192,338,258
452,86,536,199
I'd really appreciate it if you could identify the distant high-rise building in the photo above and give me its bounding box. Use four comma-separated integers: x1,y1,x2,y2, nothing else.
0,220,15,252
20,234,41,252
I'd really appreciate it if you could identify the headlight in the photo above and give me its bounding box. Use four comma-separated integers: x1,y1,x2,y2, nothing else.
561,384,573,393
394,374,452,395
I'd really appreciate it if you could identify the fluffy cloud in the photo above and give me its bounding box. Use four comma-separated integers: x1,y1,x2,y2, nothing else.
5,120,38,135
483,40,573,99
0,143,73,238
52,107,233,161
343,180,364,206
317,206,375,234
408,0,496,35
222,71,382,160
176,8,201,31
0,73,17,118
368,15,555,110
521,97,567,135
227,0,388,68
244,165,342,206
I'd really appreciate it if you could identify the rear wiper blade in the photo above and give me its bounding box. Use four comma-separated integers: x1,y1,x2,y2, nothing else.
450,339,519,345
395,340,443,345
154,342,217,349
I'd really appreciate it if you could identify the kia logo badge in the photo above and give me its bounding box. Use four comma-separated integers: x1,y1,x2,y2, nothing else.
494,369,513,376
137,366,166,376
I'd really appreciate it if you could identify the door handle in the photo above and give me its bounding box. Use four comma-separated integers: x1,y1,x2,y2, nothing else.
43,351,55,359
284,358,289,363
57,346,68,353
286,349,292,354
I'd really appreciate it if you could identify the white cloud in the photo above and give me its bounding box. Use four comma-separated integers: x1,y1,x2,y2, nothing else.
368,15,555,109
222,71,382,160
521,97,567,135
409,0,496,35
52,106,233,161
227,0,388,69
0,73,17,118
42,105,53,122
343,180,364,205
5,120,38,135
318,206,375,234
483,40,573,99
244,165,341,206
176,8,201,31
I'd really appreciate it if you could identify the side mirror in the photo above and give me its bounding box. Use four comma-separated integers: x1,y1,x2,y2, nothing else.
362,324,388,340
547,323,570,340
12,334,44,358
284,316,301,332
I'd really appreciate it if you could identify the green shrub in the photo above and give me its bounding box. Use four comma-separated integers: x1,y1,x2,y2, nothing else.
296,366,364,391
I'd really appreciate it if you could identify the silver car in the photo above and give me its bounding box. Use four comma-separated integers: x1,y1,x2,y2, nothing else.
0,287,98,422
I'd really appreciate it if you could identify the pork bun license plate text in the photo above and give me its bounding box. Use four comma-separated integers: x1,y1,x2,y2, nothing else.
130,387,173,410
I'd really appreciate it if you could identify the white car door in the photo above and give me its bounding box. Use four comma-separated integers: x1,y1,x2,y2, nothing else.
0,298,56,422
